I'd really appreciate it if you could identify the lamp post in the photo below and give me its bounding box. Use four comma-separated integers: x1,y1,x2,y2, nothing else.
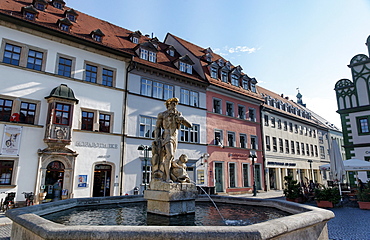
137,145,152,190
249,149,257,196
307,159,313,180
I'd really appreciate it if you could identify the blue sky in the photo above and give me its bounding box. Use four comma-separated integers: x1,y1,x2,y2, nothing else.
66,0,370,128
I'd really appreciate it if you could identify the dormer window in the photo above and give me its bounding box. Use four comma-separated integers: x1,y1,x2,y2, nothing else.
57,18,72,32
176,55,194,74
90,29,105,43
179,62,192,74
218,59,224,67
231,74,239,86
149,51,156,63
221,71,228,82
250,78,257,93
35,3,45,11
242,77,249,90
168,49,174,56
64,9,79,22
22,5,39,21
132,37,139,44
211,66,218,79
52,0,65,9
140,49,148,60
33,0,48,10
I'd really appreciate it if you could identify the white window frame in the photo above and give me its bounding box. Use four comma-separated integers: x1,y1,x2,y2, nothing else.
240,133,247,148
179,124,199,143
231,74,239,86
149,51,156,63
249,108,256,122
250,135,258,149
227,131,235,147
226,102,234,117
213,98,222,114
140,48,148,60
238,105,245,119
214,129,223,146
139,115,156,138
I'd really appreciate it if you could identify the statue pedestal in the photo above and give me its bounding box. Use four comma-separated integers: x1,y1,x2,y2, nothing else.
144,180,197,216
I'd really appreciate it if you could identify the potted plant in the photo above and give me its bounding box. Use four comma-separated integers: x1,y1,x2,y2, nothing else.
283,176,305,203
314,186,341,208
357,181,370,210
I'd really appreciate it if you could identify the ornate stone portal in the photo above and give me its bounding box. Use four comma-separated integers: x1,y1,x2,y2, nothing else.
144,98,197,216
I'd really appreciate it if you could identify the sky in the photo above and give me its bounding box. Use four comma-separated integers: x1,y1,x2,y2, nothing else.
66,0,370,129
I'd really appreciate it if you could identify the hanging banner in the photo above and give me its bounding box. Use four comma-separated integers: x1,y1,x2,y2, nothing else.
1,125,22,155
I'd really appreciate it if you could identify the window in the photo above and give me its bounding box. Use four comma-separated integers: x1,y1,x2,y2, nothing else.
142,164,151,188
26,50,43,71
289,122,293,132
152,82,163,99
358,116,370,134
20,102,36,124
264,115,269,126
213,99,221,114
140,79,174,100
60,24,70,32
313,130,316,138
168,49,175,57
221,71,228,82
238,105,245,119
320,146,325,159
93,35,102,42
24,11,36,20
250,82,256,93
310,144,314,156
279,138,283,153
85,64,97,83
180,124,199,143
226,102,234,117
214,130,223,145
296,142,300,155
306,144,310,156
67,14,76,22
3,43,21,66
315,145,318,157
141,79,152,97
227,132,235,147
291,140,295,154
265,136,271,151
58,57,72,77
149,51,156,63
277,119,282,129
35,3,45,11
140,49,148,60
271,117,276,128
251,135,257,149
229,163,236,188
54,2,63,9
272,137,277,152
180,89,198,107
99,113,111,133
285,139,289,153
242,164,249,187
249,108,256,122
102,69,113,87
294,124,298,133
54,103,70,125
179,62,192,74
231,75,239,86
211,67,218,79
164,84,174,100
301,143,305,155
132,37,139,44
299,126,303,135
139,116,156,138
242,79,249,90
0,99,13,122
0,161,14,185
81,111,94,131
240,134,247,148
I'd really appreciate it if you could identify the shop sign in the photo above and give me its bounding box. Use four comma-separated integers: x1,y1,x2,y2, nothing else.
267,161,296,167
78,175,87,187
75,141,118,149
228,153,249,159
1,125,22,155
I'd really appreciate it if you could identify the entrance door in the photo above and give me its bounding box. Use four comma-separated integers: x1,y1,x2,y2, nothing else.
269,168,276,189
255,165,262,190
93,164,112,197
45,161,65,200
215,163,223,192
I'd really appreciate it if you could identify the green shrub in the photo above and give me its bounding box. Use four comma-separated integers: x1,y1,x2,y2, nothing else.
283,176,302,199
357,181,370,202
314,186,341,205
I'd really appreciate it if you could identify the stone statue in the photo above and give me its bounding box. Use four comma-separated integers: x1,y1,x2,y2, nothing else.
151,98,192,183
171,154,191,183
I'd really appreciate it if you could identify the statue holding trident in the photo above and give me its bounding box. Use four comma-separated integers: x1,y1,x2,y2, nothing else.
151,98,192,183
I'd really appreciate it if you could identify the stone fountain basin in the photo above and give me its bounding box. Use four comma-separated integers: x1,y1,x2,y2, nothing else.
6,195,334,240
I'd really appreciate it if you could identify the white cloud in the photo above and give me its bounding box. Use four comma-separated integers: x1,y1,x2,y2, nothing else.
214,45,259,57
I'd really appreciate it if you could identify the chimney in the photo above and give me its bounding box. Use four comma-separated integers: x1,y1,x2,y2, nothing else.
285,96,289,100
281,94,284,98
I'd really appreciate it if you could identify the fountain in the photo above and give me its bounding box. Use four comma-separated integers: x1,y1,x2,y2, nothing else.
5,99,335,239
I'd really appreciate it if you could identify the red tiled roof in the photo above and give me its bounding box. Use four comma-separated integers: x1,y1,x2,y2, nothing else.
167,33,263,101
0,0,206,84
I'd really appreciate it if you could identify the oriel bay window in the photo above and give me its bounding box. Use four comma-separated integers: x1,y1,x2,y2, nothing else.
54,103,71,125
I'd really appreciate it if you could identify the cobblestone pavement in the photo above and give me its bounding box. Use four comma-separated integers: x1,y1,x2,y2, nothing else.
0,192,368,240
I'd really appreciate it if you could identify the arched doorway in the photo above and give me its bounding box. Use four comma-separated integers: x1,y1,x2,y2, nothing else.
93,164,112,197
45,161,65,200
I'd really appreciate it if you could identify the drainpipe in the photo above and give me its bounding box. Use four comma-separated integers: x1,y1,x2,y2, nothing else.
119,57,136,195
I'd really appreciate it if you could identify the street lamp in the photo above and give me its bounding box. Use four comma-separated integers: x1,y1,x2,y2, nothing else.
307,160,313,180
138,145,152,190
249,149,257,196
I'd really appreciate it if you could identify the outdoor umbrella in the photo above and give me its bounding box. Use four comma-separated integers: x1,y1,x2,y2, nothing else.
329,139,345,199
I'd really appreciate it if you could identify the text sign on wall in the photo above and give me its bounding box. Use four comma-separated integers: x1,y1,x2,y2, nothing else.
1,125,22,155
75,141,118,149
